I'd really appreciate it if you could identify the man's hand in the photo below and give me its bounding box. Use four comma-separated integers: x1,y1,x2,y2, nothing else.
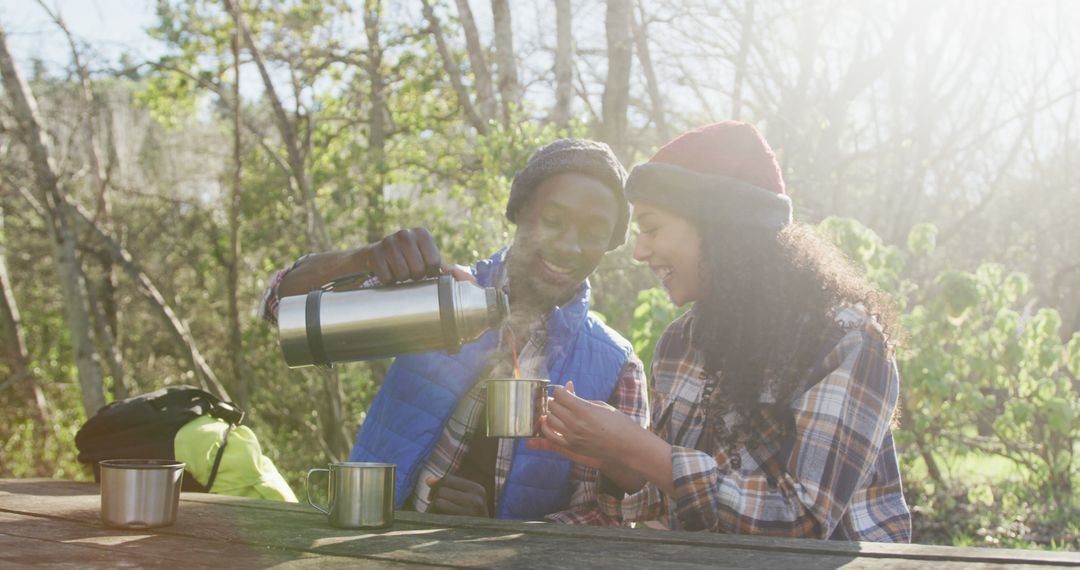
362,227,444,284
425,474,490,517
277,227,471,297
362,227,476,284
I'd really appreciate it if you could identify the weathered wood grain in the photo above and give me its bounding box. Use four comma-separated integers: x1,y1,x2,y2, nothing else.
2,479,1077,569
0,511,413,569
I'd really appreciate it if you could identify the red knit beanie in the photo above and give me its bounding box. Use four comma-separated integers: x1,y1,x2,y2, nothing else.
626,121,792,230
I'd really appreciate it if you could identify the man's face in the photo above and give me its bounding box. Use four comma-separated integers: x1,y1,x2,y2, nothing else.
507,172,619,310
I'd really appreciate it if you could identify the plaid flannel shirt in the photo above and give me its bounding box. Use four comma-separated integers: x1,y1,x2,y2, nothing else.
600,306,911,542
260,253,649,525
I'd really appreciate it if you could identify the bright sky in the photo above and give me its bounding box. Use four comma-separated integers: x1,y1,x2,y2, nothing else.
0,0,160,71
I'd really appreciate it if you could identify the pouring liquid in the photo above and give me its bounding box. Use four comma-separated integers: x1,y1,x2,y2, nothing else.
508,327,522,379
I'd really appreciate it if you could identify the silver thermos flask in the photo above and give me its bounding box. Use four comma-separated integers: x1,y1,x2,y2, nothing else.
278,274,508,367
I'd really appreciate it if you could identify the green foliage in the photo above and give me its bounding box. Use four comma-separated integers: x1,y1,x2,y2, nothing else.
2,0,1077,552
630,287,688,375
907,222,938,256
817,216,904,296
824,218,1079,541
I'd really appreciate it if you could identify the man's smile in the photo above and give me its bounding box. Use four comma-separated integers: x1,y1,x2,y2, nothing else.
540,256,575,275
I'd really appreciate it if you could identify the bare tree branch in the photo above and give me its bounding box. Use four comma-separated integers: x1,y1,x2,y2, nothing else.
226,0,330,251
17,186,231,402
421,0,488,135
454,0,496,121
631,1,668,141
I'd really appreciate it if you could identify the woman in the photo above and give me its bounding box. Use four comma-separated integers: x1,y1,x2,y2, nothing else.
530,122,912,542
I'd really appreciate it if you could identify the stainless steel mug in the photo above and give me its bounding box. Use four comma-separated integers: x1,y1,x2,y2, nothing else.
485,378,550,437
306,462,395,529
99,459,185,529
279,275,509,367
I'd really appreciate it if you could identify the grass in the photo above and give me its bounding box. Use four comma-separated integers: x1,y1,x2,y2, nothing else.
903,450,1077,550
905,450,1024,486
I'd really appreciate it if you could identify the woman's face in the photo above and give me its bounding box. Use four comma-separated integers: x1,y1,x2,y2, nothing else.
632,201,704,306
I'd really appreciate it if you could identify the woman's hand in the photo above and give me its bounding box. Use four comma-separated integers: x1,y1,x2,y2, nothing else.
529,382,670,495
425,474,489,517
526,416,605,470
538,381,645,466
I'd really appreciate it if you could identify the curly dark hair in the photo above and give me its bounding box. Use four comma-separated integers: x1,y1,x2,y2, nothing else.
691,221,900,450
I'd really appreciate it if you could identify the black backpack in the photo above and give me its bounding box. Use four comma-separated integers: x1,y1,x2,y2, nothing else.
75,386,245,493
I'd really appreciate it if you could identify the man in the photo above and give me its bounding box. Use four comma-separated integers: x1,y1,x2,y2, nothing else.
262,139,648,523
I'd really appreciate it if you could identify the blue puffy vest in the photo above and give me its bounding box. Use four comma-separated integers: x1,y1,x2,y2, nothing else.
349,248,632,519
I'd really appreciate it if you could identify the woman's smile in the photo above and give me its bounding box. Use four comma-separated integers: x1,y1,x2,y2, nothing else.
633,203,703,306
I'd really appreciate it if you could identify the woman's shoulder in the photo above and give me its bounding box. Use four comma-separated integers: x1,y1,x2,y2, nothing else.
831,304,890,349
794,304,894,390
808,304,898,392
656,310,695,351
799,305,902,419
648,310,698,377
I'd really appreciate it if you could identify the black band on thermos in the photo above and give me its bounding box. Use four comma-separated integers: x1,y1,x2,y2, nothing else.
305,289,331,367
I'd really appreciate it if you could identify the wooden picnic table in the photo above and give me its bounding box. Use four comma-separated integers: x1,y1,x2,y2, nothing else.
2,479,1077,569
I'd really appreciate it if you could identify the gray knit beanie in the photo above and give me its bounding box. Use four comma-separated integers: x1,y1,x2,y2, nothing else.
506,138,630,251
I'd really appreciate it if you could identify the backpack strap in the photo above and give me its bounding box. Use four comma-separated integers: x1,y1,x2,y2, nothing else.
200,394,243,493
204,425,232,492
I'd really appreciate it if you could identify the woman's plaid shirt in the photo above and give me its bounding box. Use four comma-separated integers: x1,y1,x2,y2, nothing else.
599,306,912,542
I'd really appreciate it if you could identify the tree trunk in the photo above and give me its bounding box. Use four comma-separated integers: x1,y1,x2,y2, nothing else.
730,0,756,121
421,0,488,135
0,27,107,417
82,269,126,400
600,0,633,158
0,204,51,429
454,0,496,123
767,3,821,158
363,1,387,248
490,0,520,123
551,0,573,128
45,3,129,400
899,391,945,488
229,1,247,411
630,2,667,142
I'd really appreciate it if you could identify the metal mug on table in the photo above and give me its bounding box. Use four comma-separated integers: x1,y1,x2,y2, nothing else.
306,462,395,529
99,459,185,529
485,378,551,438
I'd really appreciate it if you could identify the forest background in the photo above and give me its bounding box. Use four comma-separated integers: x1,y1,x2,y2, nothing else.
0,0,1077,549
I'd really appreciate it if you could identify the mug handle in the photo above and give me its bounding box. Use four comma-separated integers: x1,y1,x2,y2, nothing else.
543,382,556,413
306,468,330,515
535,382,558,437
544,378,566,403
